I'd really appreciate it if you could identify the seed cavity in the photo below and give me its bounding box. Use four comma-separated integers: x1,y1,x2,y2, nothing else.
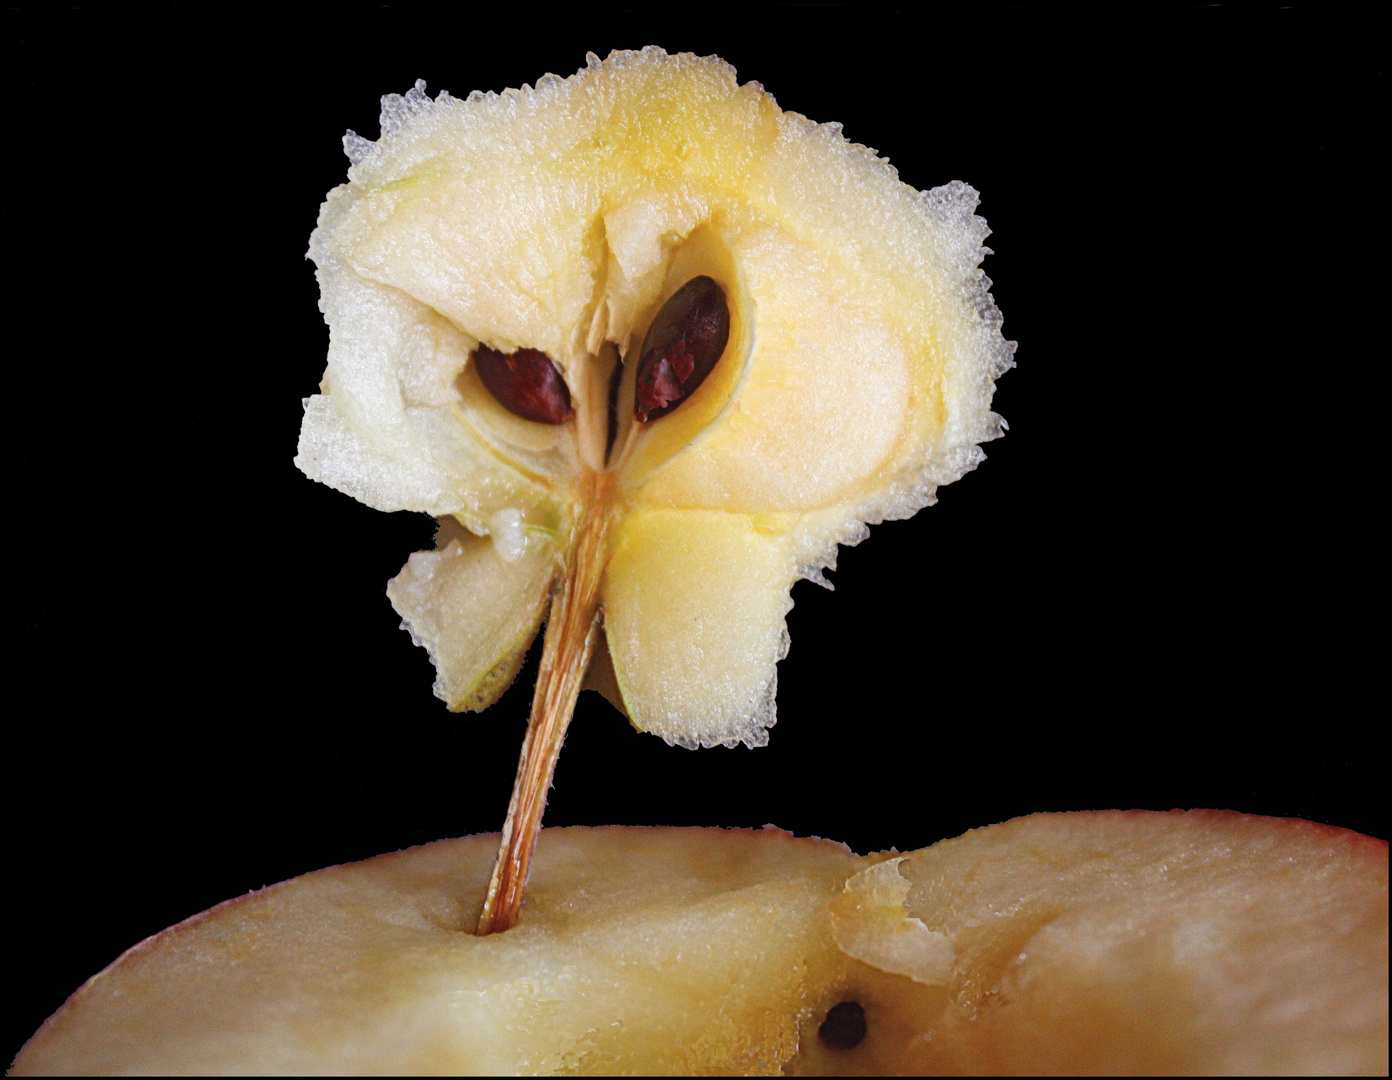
473,345,573,424
634,276,730,422
605,345,625,462
818,1000,867,1050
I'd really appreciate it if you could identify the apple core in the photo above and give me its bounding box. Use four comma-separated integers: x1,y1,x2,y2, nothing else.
293,49,1015,933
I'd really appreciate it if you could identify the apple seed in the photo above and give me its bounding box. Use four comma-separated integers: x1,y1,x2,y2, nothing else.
634,276,730,421
474,345,574,424
818,1000,867,1050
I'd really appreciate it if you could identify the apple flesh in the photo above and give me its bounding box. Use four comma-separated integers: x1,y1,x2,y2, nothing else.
297,48,1017,933
12,812,1387,1075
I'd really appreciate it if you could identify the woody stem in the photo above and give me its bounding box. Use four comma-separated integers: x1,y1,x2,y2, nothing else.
476,471,612,935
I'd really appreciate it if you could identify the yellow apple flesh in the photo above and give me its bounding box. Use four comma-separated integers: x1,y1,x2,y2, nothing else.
295,47,1019,934
13,812,1387,1075
297,48,1015,748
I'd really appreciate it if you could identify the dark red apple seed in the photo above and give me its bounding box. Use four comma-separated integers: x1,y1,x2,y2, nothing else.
473,345,573,424
634,276,730,421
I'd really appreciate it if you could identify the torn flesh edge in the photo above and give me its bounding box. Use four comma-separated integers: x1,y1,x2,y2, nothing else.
394,614,450,707
793,180,1013,589
830,856,956,986
657,657,782,751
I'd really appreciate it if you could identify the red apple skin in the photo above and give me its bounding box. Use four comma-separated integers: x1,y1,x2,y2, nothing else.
10,814,1388,1076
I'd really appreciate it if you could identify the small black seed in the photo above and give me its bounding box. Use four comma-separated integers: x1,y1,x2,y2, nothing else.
818,1000,867,1050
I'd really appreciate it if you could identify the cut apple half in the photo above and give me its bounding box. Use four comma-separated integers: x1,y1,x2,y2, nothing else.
294,48,1015,930
14,812,1386,1075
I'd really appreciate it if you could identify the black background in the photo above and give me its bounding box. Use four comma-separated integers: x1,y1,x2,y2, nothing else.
6,3,1383,1064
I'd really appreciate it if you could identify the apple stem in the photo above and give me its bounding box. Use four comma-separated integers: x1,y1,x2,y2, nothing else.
476,471,614,935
